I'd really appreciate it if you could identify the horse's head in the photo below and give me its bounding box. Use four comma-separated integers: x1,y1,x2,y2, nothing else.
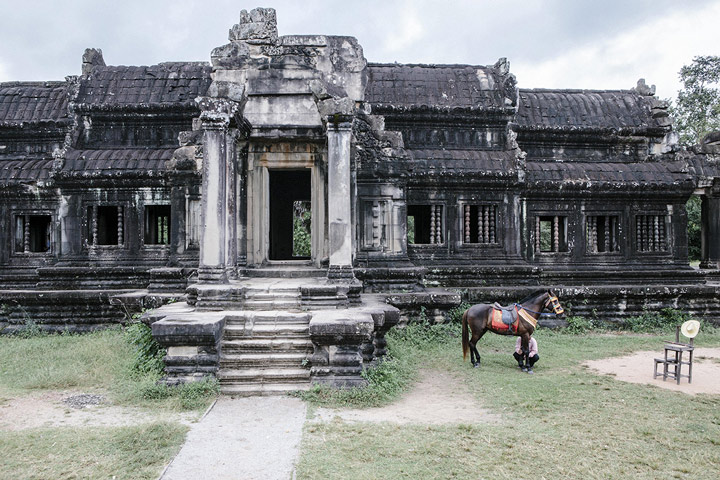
544,290,565,315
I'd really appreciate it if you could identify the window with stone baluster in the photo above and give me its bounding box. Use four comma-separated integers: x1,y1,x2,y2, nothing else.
86,205,125,246
13,214,52,254
535,215,568,253
635,214,667,253
462,204,498,244
586,215,620,253
407,204,444,245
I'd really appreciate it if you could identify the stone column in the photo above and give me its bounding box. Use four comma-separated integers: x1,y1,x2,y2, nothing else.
700,194,720,269
326,119,354,279
197,99,237,283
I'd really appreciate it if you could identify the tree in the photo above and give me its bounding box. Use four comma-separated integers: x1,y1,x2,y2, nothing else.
672,55,720,146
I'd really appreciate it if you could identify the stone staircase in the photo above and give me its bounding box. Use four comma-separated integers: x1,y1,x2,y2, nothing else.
218,311,313,396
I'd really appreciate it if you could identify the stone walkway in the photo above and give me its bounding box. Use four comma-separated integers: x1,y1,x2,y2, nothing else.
159,396,306,480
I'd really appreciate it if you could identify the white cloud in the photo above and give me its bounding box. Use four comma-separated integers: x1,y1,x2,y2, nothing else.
380,2,425,54
512,2,720,99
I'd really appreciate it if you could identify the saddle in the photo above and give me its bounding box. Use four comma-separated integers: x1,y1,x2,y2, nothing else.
491,305,519,333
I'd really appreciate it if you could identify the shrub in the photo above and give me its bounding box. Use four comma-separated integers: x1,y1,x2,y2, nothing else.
125,322,166,376
446,302,471,323
623,308,693,333
563,316,597,334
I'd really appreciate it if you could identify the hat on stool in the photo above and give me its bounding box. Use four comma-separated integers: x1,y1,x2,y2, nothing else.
681,320,700,339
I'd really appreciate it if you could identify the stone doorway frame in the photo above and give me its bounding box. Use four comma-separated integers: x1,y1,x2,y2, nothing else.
246,144,327,268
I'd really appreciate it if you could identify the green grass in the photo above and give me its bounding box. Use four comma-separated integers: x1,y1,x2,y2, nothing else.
297,326,720,480
0,422,188,480
0,326,219,479
0,327,218,411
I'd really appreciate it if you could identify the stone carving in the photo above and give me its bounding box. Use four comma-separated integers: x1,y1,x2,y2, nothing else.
229,7,278,44
81,48,105,75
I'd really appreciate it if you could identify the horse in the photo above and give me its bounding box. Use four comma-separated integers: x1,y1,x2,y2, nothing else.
462,290,565,372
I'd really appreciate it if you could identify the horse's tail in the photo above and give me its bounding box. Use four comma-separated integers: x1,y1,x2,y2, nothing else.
462,309,469,361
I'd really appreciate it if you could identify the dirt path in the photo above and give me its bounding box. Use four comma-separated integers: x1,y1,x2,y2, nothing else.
584,347,720,395
0,390,197,431
313,369,500,425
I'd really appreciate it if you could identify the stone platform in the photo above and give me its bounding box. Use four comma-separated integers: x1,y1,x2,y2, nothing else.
148,276,400,394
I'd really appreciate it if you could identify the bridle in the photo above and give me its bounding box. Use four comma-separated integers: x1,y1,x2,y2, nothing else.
544,294,565,315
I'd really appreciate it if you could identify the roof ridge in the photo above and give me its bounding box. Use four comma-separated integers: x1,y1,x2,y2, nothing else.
367,62,493,70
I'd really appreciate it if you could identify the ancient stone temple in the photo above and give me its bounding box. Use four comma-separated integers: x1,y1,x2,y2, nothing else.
2,8,720,392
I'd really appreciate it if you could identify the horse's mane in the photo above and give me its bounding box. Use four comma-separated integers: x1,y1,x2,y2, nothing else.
518,289,548,304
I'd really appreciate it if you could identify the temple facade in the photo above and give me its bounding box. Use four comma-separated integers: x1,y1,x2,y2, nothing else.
2,8,720,391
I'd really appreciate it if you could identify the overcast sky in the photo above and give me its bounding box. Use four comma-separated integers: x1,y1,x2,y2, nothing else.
1,0,718,100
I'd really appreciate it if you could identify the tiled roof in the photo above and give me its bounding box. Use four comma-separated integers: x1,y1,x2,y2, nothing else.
527,160,691,186
407,149,517,174
0,158,54,185
62,148,175,173
76,63,212,107
0,82,69,125
365,64,507,110
516,89,666,132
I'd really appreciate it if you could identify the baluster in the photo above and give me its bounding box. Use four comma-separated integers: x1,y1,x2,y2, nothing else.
489,206,496,243
430,206,436,244
553,215,559,252
477,206,483,244
483,206,489,243
92,206,98,246
604,216,610,252
117,207,124,246
436,206,443,244
659,216,666,250
24,215,30,253
464,205,470,243
653,215,660,252
535,217,541,252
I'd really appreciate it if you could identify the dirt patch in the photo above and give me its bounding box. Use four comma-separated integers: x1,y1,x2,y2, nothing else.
0,390,197,431
313,369,500,425
584,347,720,395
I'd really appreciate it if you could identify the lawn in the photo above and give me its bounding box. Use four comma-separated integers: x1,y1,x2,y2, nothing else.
296,325,720,480
0,327,217,480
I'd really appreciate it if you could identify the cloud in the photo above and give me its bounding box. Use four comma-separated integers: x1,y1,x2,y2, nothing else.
511,1,720,99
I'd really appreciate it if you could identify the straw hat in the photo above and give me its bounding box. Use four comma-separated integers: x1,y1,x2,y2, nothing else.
681,320,700,339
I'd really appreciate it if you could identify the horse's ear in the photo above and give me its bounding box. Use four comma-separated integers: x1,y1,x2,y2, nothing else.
548,289,556,297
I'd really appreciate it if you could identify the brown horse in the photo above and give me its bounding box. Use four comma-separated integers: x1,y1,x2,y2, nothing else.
462,290,564,372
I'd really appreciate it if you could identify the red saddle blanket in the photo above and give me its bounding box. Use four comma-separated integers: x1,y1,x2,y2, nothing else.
490,307,519,333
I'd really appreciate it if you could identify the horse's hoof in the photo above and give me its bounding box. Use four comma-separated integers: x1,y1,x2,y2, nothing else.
473,363,479,368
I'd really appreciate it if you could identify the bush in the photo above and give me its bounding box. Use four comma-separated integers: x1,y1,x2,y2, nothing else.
563,316,596,334
446,302,471,323
125,322,166,377
623,308,693,333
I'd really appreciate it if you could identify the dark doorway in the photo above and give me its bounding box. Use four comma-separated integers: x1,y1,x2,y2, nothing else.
269,170,311,260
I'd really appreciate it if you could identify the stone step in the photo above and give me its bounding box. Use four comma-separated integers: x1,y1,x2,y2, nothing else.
221,338,314,352
220,352,309,368
242,300,302,310
223,323,310,339
223,311,311,324
218,367,310,383
243,266,326,278
220,382,312,397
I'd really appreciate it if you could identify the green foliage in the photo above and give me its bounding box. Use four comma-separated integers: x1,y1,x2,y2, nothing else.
671,55,720,146
687,195,702,262
445,302,471,324
0,422,188,480
124,322,166,377
623,307,694,333
563,315,598,334
297,320,460,408
293,201,311,257
136,377,220,410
